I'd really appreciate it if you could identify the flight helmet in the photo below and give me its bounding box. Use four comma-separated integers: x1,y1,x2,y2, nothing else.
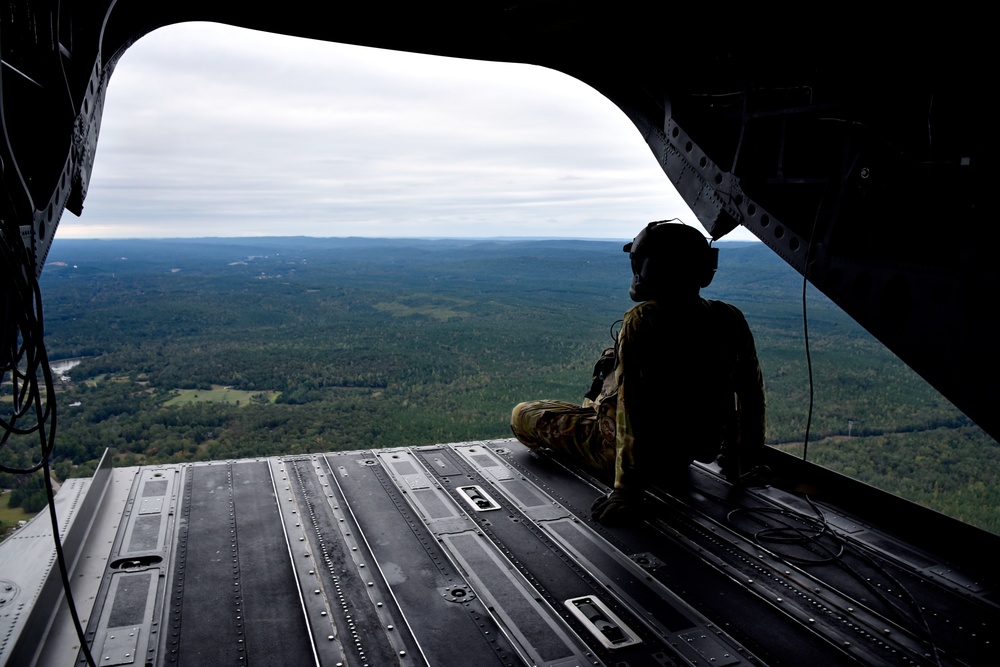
623,221,718,301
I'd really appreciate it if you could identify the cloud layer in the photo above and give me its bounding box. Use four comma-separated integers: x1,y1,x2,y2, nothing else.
64,23,752,241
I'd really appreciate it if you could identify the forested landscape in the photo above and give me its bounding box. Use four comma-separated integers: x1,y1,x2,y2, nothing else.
2,237,997,535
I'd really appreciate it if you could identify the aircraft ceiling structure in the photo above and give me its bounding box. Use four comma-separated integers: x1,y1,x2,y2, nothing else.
2,3,994,437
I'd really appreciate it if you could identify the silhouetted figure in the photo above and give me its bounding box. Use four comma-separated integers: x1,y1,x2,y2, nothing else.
511,221,765,525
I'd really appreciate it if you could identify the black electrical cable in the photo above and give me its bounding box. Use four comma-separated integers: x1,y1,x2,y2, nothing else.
800,148,863,461
800,267,815,462
1,228,97,667
728,502,844,566
728,498,944,666
1,241,56,472
798,188,827,462
44,447,98,667
609,318,622,346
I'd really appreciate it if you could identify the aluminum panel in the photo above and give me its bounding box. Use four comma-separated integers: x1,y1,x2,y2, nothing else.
443,532,592,667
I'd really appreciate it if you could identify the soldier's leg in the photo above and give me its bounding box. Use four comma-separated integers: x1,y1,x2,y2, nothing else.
511,400,615,475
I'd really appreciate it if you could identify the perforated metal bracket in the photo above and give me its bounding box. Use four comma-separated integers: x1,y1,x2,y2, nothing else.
564,596,641,650
456,485,501,512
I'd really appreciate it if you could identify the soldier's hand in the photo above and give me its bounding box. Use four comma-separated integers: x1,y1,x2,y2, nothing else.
590,490,639,526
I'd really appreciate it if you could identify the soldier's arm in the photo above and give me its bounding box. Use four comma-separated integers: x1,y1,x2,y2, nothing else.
734,314,766,452
613,311,643,493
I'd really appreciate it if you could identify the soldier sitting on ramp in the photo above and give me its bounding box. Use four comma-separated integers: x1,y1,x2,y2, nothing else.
511,221,766,526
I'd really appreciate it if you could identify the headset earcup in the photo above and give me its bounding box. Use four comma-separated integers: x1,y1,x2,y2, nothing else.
701,247,719,288
629,256,652,301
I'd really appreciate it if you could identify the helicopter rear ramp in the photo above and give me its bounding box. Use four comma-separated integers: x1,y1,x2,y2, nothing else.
4,440,998,666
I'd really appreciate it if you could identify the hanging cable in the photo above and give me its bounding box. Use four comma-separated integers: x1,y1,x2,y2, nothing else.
0,230,57,472
609,318,623,346
800,264,815,462
1,225,97,667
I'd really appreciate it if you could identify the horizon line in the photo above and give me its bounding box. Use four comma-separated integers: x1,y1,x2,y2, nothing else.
52,234,763,243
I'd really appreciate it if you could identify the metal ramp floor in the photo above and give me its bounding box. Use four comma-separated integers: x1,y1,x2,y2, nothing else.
4,440,998,666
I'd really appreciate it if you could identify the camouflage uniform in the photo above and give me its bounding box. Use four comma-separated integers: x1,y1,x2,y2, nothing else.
511,297,765,492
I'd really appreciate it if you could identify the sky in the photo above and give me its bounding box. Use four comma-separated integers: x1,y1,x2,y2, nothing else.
61,22,757,241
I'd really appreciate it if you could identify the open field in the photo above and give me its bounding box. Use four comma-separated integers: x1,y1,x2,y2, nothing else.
163,385,278,407
0,490,38,539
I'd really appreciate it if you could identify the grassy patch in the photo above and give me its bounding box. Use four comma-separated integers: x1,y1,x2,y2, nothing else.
373,298,469,321
0,490,38,537
163,385,278,407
